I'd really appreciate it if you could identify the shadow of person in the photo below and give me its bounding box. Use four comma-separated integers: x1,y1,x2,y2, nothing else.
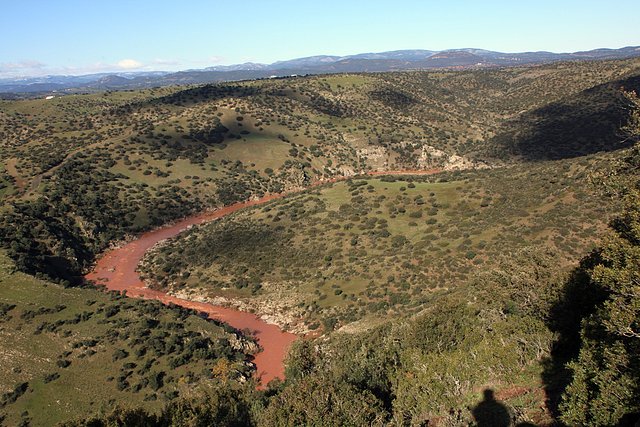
472,389,512,427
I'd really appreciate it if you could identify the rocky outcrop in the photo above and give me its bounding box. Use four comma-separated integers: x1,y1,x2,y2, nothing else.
278,163,311,192
357,146,390,170
171,285,311,335
417,144,489,170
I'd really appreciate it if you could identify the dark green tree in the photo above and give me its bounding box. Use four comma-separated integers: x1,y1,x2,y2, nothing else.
559,190,640,426
560,95,640,425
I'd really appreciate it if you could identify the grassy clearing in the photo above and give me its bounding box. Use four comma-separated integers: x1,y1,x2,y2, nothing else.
0,251,252,426
218,135,293,172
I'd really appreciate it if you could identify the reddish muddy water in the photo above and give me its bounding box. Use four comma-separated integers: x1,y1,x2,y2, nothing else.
85,195,297,386
85,169,442,386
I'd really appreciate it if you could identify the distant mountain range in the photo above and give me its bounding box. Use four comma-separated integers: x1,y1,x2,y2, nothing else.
2,46,640,94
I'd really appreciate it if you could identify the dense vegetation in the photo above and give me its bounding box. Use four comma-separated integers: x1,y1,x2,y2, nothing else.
558,114,640,425
0,59,639,425
559,191,640,425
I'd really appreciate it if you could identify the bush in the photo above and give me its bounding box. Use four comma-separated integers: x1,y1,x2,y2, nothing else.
56,359,71,368
43,373,60,383
1,382,29,407
112,349,128,361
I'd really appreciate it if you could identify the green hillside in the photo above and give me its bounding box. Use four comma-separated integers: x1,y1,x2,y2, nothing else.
0,58,639,425
0,251,254,426
2,58,640,284
140,154,618,332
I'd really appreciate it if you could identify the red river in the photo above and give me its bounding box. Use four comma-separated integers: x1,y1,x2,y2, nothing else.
85,169,441,386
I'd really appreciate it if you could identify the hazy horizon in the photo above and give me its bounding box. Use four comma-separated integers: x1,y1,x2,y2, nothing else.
2,0,639,78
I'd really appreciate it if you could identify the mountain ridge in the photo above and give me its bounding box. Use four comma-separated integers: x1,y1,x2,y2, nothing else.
2,45,640,94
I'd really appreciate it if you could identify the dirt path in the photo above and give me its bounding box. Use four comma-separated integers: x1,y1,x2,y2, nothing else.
5,159,26,192
85,169,442,387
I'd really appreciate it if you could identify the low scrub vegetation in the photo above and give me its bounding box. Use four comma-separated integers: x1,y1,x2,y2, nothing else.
142,154,618,331
0,60,639,425
0,252,254,426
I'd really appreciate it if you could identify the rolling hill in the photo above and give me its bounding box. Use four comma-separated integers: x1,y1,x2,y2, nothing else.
0,56,639,424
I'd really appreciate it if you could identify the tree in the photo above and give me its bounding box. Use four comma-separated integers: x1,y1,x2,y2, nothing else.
560,98,640,425
559,190,640,426
258,376,387,427
159,386,253,427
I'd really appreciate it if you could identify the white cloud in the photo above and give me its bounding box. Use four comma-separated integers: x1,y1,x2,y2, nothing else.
0,57,210,79
0,60,46,73
117,59,143,69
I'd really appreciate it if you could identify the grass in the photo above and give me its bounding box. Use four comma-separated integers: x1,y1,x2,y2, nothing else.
0,59,638,425
0,162,16,201
141,153,620,331
218,135,293,173
0,251,252,426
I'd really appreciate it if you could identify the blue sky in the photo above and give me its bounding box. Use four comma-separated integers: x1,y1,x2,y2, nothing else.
1,0,639,77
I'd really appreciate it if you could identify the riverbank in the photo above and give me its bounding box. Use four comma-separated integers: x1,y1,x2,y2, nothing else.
85,195,297,386
85,169,444,386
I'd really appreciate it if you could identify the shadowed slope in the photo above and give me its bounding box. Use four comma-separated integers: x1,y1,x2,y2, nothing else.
489,75,640,161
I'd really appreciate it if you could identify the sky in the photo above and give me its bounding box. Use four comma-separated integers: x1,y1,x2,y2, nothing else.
1,0,639,78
